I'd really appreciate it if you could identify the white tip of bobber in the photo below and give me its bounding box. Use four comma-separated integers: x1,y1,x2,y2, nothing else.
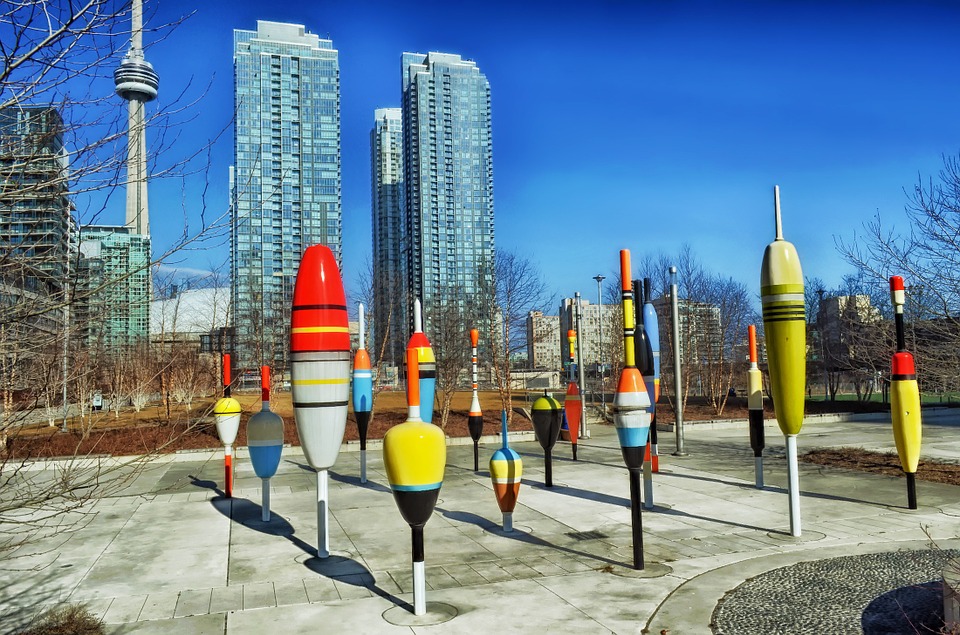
414,298,423,333
358,303,365,349
503,512,513,532
360,449,367,483
774,185,783,241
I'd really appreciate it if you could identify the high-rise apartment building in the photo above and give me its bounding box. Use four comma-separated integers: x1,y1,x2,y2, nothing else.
400,52,494,335
76,226,151,348
370,108,405,365
0,107,72,292
232,21,340,371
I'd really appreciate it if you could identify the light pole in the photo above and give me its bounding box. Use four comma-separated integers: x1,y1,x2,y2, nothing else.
592,274,606,425
670,266,686,456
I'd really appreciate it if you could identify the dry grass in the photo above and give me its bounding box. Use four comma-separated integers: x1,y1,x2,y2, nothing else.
19,604,104,635
803,447,960,486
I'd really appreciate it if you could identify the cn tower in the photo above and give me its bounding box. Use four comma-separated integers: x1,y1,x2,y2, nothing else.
114,0,159,235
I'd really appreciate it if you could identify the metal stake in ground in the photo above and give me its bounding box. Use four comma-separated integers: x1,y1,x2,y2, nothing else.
747,324,765,488
889,276,922,510
760,186,806,537
613,250,652,569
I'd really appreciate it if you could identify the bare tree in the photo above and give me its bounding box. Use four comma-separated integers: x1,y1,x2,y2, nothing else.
479,249,552,422
431,291,470,430
0,1,233,557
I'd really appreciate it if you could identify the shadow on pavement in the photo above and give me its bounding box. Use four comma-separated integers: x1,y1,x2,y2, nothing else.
187,474,408,610
437,507,627,569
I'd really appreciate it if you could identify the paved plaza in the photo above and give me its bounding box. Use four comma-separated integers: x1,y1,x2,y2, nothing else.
2,410,959,634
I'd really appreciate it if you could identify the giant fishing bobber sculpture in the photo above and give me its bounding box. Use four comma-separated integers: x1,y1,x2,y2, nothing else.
383,347,446,616
352,303,373,484
409,300,436,424
291,244,351,558
532,391,562,487
634,280,657,509
760,186,806,537
563,330,582,460
889,275,922,510
613,250,652,569
214,353,241,498
490,409,522,531
468,328,484,471
247,365,284,521
642,278,661,477
747,324,765,489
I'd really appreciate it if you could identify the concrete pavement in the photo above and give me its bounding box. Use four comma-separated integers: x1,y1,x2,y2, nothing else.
2,409,959,634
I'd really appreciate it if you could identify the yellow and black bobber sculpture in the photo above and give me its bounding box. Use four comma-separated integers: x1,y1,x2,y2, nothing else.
760,185,806,537
889,276,922,510
532,391,562,487
383,347,446,616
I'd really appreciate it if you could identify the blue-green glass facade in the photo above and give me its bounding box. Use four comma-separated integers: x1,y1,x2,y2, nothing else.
76,226,151,349
232,21,340,372
401,52,494,334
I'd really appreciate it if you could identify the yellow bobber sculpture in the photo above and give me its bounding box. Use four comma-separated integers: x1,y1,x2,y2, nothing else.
889,275,922,509
383,348,446,616
760,185,806,536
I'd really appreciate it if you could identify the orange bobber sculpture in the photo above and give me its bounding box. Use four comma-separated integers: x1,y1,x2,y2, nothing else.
563,329,582,460
889,276,922,510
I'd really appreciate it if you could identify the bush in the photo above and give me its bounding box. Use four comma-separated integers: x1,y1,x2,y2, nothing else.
19,604,104,635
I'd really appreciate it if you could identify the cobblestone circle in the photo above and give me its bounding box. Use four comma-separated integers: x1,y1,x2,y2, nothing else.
712,549,960,634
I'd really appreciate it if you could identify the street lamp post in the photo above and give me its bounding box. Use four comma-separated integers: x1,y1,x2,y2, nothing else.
592,274,606,427
670,266,686,456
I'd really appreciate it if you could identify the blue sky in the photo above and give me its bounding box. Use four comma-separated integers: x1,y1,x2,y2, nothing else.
119,0,960,307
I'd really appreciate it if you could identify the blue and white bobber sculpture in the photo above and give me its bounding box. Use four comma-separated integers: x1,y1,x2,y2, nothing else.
248,365,285,521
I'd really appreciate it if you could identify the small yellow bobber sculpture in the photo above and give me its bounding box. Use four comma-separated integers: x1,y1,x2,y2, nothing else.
383,348,446,616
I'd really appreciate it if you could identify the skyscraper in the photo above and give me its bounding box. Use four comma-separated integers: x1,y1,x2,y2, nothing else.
401,52,494,335
232,21,341,371
0,107,72,291
370,108,404,365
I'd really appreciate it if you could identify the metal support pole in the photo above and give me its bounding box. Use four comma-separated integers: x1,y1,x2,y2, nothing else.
317,468,330,558
785,434,802,536
628,468,645,570
670,267,686,455
593,274,606,426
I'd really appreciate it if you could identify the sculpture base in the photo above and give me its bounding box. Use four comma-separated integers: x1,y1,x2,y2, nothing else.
383,602,458,626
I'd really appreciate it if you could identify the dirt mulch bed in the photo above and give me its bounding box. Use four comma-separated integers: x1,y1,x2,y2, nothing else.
803,447,960,487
